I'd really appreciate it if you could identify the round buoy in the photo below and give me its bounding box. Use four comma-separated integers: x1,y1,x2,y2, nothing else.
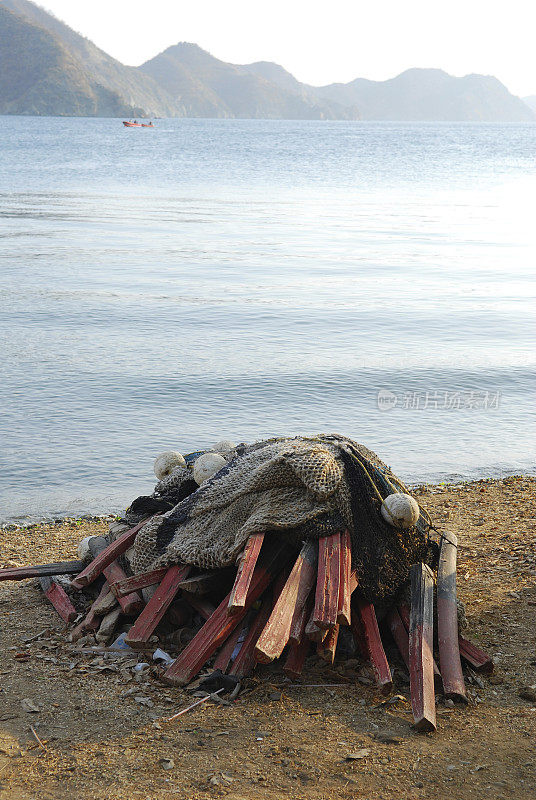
212,440,236,453
154,451,187,480
193,452,227,485
380,493,420,528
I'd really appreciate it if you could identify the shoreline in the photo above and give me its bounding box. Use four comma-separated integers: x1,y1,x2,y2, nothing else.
1,473,533,532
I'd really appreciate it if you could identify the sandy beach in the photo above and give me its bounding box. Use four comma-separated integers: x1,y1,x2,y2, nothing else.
0,476,535,800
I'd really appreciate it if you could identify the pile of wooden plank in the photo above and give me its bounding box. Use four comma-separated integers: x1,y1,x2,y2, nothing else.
0,522,493,732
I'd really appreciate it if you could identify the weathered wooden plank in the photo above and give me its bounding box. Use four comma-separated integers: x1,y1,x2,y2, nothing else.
317,624,339,664
227,532,265,614
70,518,150,589
109,567,169,598
336,530,352,625
163,540,290,686
125,565,191,649
284,636,311,679
289,590,314,645
458,634,494,673
409,563,436,732
69,582,110,642
177,568,234,596
102,561,144,616
392,605,442,686
305,606,328,643
350,607,368,659
230,598,274,679
213,623,245,673
0,561,84,581
39,577,77,623
437,533,467,702
182,593,216,621
313,533,341,628
356,598,392,694
255,540,317,664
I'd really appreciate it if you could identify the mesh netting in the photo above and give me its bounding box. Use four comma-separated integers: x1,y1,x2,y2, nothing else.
119,435,433,605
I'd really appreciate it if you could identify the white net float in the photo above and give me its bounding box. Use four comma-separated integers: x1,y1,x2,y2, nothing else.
193,452,227,485
153,451,187,480
380,493,420,529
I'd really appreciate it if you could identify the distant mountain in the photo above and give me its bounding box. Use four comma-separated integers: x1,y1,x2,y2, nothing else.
0,0,181,116
313,68,534,121
523,96,536,113
139,43,357,119
0,1,533,121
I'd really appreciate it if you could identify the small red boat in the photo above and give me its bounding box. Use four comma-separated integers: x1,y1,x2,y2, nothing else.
123,120,154,128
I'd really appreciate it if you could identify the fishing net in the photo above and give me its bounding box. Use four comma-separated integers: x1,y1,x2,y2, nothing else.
119,435,433,605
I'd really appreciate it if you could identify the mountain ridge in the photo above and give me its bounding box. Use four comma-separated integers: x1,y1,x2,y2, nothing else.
0,1,533,121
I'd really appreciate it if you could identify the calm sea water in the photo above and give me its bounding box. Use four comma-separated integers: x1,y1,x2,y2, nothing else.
0,117,534,522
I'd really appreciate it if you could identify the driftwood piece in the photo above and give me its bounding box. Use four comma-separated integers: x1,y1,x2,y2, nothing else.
356,598,392,694
228,532,265,614
92,589,118,616
437,532,467,702
336,530,352,625
409,563,436,732
255,540,317,664
125,565,191,649
39,577,77,623
163,540,290,686
70,518,150,589
313,533,341,628
0,561,85,581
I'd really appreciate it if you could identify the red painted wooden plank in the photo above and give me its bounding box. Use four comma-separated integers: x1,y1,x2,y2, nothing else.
255,540,317,663
391,606,442,687
409,563,436,732
213,622,245,673
227,532,265,614
317,624,339,664
70,582,110,641
39,577,77,623
0,561,85,581
356,598,392,694
305,606,328,643
102,561,144,616
350,607,368,659
70,518,150,589
109,567,169,598
337,530,352,625
125,565,191,649
284,636,311,679
289,590,314,645
458,634,494,673
163,540,289,686
229,597,274,679
313,533,341,628
437,533,467,702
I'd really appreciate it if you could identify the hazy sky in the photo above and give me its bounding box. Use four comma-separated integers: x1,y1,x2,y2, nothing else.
34,0,535,96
